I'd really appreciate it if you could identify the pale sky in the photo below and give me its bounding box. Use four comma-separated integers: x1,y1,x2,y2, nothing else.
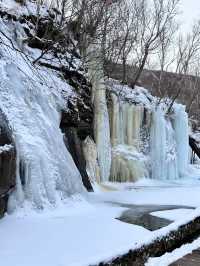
180,0,200,32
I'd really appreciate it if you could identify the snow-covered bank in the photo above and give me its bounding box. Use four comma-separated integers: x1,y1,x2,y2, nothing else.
0,200,150,266
146,237,200,266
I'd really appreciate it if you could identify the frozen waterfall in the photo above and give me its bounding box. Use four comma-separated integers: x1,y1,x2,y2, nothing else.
0,60,85,210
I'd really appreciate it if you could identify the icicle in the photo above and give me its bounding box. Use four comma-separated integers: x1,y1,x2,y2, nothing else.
173,104,189,177
150,107,167,180
109,93,147,182
165,119,179,180
83,136,100,185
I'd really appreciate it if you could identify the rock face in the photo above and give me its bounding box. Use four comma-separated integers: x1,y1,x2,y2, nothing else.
62,127,93,191
60,77,94,191
0,111,16,217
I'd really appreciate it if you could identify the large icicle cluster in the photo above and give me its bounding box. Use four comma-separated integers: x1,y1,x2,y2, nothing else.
107,80,190,182
0,20,85,210
109,93,148,182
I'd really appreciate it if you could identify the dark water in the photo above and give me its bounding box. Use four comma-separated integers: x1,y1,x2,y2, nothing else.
114,203,194,231
118,212,171,231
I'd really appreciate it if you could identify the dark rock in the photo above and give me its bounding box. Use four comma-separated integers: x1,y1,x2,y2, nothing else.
0,111,16,217
63,127,93,191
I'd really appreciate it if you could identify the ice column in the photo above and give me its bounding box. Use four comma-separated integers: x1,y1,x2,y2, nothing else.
150,107,167,180
87,47,112,182
173,104,189,176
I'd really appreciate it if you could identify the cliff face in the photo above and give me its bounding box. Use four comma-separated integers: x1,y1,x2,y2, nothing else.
60,72,93,191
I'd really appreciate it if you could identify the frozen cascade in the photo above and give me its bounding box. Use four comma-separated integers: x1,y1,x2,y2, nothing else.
87,47,112,182
0,59,85,210
109,94,148,182
150,107,179,180
173,104,189,176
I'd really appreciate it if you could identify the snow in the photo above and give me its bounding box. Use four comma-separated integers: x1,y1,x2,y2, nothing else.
93,178,200,207
0,199,150,266
2,181,200,266
107,79,153,107
146,237,200,266
0,0,48,18
0,144,13,153
151,208,194,221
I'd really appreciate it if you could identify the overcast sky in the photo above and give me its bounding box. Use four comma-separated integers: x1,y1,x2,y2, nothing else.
180,0,200,32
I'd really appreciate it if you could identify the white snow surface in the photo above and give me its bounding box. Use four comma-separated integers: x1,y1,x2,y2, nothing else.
107,79,153,108
0,198,150,266
0,0,48,18
0,144,13,153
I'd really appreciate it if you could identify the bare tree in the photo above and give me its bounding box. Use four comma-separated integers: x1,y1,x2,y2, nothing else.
130,0,180,88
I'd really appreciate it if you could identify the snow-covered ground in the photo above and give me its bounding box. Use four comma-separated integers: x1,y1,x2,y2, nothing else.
93,176,200,207
2,178,200,266
0,197,150,266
